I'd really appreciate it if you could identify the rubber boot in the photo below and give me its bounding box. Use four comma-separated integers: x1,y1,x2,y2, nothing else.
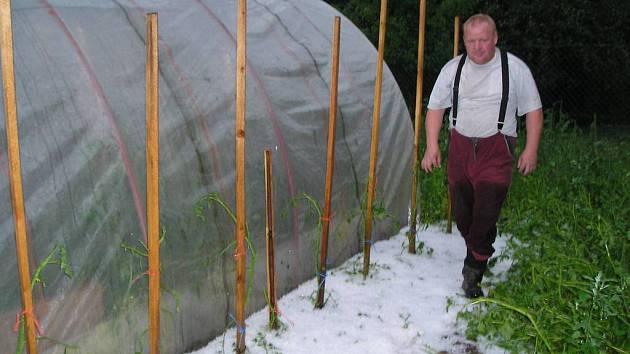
461,263,485,298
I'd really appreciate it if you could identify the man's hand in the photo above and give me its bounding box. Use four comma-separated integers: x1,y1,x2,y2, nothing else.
422,108,446,173
421,146,441,173
517,148,537,175
518,108,543,176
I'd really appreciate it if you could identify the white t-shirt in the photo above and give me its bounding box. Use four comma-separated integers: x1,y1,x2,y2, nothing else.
427,48,542,137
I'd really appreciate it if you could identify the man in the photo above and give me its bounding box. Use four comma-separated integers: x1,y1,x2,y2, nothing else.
421,14,543,298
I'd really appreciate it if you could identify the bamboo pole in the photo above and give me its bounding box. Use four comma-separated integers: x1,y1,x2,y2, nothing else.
363,0,388,278
316,16,341,308
453,16,460,58
407,0,427,254
446,15,460,234
235,0,247,352
0,1,38,353
446,191,453,233
264,150,278,329
145,12,160,354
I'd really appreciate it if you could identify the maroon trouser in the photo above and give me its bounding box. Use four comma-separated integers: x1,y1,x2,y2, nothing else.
448,128,515,263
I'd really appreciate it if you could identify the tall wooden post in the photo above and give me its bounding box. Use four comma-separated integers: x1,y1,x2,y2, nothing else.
453,16,460,58
447,15,460,234
363,0,388,278
264,150,278,329
407,0,427,254
235,0,247,352
0,1,38,353
145,12,160,354
316,16,341,308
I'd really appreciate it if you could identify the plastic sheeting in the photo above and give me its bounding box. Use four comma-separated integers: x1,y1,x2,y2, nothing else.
0,0,413,352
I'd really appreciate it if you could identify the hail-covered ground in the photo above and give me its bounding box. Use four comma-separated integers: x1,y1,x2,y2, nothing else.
189,225,512,354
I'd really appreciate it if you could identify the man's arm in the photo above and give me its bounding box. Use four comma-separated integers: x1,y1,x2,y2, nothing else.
421,108,445,172
517,108,543,175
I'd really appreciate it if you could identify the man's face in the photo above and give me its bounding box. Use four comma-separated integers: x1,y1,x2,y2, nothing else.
463,21,497,65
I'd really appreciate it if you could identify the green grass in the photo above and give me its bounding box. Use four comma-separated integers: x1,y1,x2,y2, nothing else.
420,109,630,353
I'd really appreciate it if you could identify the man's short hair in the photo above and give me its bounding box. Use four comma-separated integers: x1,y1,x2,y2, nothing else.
463,14,497,35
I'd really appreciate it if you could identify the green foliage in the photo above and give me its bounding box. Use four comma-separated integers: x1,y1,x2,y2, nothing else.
16,244,74,354
466,298,552,352
415,240,434,256
30,244,73,289
418,126,450,225
399,312,412,329
421,109,630,352
118,229,181,353
289,192,324,272
357,185,392,224
253,331,283,354
263,288,286,331
339,254,389,279
353,186,395,261
120,230,180,312
195,192,258,305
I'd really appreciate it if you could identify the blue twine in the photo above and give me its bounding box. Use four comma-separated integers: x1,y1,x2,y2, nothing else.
317,271,327,287
228,313,246,334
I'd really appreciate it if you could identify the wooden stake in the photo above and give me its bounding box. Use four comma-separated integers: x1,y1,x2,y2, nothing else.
446,190,453,234
145,12,160,354
453,16,460,58
264,150,278,329
447,15,460,234
407,0,427,254
0,1,38,352
235,0,247,351
316,16,341,309
363,0,388,278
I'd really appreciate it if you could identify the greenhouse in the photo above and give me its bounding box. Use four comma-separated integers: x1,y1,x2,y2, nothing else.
0,0,413,353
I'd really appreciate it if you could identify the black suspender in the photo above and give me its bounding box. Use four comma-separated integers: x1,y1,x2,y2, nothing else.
452,49,510,131
451,53,467,127
497,49,509,131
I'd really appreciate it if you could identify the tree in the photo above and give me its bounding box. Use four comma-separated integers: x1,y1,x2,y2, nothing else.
326,0,630,125
478,0,630,124
324,0,476,122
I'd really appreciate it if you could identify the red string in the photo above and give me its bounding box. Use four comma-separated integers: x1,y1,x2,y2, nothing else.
275,305,295,327
12,313,20,332
13,310,43,336
131,269,160,285
146,269,160,277
233,249,245,259
320,211,336,223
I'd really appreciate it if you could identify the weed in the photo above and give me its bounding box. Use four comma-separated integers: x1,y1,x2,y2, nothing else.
271,319,288,337
15,244,74,354
263,289,291,331
340,255,388,278
288,192,324,273
120,230,180,310
422,109,630,352
119,229,181,352
195,192,257,304
466,297,552,352
253,331,282,354
399,312,412,329
357,311,371,318
416,241,434,256
445,296,455,313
